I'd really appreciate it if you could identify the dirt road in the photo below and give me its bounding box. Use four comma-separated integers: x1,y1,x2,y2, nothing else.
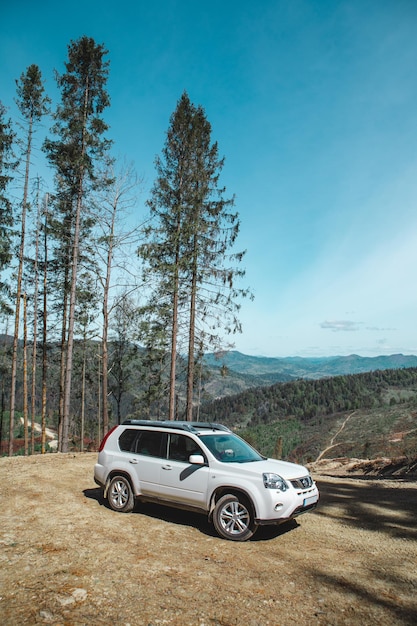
1,453,416,625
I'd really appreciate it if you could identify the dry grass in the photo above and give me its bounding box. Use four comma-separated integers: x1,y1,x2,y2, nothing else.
1,453,417,625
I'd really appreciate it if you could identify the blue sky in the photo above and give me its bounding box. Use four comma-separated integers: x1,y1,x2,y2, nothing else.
2,0,417,357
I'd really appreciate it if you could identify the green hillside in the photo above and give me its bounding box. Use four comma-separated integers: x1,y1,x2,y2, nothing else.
199,367,417,464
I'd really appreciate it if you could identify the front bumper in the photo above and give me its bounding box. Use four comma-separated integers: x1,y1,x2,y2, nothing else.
255,482,319,525
256,497,318,525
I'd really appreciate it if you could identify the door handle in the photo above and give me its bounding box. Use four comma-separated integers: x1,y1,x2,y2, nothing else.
162,464,172,470
129,459,138,464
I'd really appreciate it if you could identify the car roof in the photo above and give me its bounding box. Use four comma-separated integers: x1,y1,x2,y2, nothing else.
121,419,231,435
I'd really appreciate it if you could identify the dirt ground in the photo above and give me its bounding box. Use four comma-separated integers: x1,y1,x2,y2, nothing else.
1,453,417,626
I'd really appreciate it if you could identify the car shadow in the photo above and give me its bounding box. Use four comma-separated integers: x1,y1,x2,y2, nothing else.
83,487,107,506
312,477,417,540
253,518,299,541
83,487,300,541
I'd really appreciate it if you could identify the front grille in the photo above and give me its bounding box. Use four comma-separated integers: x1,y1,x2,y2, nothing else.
290,475,313,490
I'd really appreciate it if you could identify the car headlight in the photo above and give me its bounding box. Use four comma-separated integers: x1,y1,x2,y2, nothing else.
263,473,288,491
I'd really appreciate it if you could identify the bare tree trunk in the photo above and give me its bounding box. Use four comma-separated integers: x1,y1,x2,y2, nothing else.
97,354,101,446
169,263,179,421
101,332,109,434
62,83,89,453
9,311,20,456
9,117,33,456
58,283,68,451
274,436,283,460
41,197,49,454
0,326,8,453
196,364,202,421
168,210,182,421
80,338,86,452
186,242,198,421
23,293,28,455
62,191,83,452
101,201,116,436
31,197,41,455
31,338,37,454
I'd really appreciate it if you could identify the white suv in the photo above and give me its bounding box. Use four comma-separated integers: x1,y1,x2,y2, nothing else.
94,420,319,541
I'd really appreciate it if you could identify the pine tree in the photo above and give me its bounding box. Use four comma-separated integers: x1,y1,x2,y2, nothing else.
9,65,49,455
44,36,111,452
139,92,250,420
181,101,250,420
139,93,194,419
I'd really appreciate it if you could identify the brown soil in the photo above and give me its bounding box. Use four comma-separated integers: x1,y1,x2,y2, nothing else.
1,453,417,626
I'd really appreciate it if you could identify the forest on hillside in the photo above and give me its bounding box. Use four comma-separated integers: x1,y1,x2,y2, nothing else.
199,367,417,426
198,367,417,462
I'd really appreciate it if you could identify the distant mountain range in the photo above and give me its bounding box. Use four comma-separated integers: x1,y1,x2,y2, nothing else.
202,351,417,397
3,330,415,403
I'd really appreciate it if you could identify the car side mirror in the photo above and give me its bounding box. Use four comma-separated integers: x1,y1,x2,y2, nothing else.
189,454,205,465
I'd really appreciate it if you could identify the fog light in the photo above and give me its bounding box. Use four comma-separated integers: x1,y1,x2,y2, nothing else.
274,503,284,511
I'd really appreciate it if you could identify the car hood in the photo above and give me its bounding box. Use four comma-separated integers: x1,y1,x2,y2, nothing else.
219,458,310,480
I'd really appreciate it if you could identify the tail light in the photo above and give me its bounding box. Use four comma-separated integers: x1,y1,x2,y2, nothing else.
98,425,118,452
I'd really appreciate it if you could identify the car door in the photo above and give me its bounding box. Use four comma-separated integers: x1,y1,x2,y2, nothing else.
128,430,166,496
157,433,209,509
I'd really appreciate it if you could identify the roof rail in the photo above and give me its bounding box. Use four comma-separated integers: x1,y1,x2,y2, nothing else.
190,422,231,432
121,419,230,433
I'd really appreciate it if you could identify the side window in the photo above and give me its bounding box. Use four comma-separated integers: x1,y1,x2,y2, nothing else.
118,429,138,452
135,430,164,458
168,434,204,462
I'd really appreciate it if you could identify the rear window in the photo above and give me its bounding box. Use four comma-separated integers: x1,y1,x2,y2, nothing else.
119,429,137,452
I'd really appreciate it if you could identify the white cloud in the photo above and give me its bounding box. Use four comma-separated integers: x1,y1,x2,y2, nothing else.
320,320,362,332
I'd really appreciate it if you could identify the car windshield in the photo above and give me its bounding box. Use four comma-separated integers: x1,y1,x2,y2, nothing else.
199,433,264,463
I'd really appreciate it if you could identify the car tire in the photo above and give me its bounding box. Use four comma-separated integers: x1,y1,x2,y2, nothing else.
107,475,135,513
212,494,257,541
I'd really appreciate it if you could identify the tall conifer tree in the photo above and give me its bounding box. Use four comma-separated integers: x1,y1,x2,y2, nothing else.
140,92,250,420
9,65,49,455
44,36,111,451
